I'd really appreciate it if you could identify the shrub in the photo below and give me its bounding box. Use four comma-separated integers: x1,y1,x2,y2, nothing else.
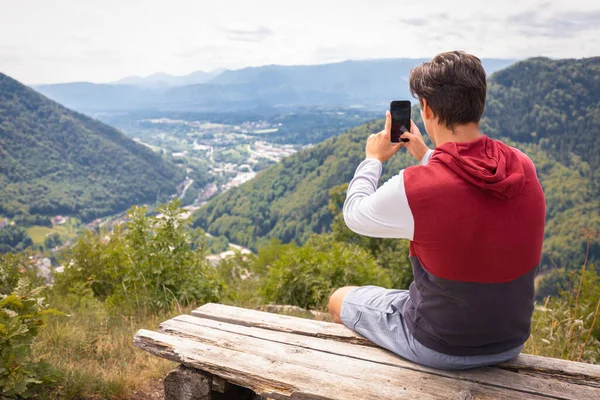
328,184,413,289
0,278,61,398
0,254,22,295
54,200,225,315
535,267,570,300
262,235,391,309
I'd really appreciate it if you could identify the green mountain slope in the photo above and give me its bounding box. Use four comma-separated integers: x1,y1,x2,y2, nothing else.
481,57,600,187
193,57,600,269
0,73,184,222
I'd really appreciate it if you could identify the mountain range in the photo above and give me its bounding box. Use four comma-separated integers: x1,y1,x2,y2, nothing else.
0,73,184,224
32,58,516,114
114,69,224,88
192,57,600,271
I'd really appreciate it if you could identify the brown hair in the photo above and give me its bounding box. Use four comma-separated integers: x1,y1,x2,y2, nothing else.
409,51,486,130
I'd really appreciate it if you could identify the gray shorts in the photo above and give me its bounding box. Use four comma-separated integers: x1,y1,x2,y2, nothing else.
340,285,523,370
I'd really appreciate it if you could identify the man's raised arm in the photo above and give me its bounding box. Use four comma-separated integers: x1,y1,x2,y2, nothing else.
342,113,432,240
343,161,414,239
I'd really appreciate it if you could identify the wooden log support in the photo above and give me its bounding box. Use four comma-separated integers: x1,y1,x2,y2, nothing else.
164,365,267,400
135,303,600,400
164,366,212,400
211,376,232,394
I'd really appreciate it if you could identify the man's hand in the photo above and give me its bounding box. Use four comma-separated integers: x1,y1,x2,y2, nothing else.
365,111,403,163
401,120,430,162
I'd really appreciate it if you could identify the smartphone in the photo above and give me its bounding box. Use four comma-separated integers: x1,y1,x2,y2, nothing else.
390,101,411,143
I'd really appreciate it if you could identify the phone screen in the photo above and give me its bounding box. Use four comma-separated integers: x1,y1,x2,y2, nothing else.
390,101,411,143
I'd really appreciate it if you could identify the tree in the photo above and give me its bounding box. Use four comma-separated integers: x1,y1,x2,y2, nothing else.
43,233,62,250
0,226,33,254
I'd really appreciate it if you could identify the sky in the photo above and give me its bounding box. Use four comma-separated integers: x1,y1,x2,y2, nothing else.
1,0,600,84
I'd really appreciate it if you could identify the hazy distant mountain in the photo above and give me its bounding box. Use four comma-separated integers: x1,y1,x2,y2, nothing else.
32,82,158,112
33,58,516,113
114,69,225,88
210,59,513,86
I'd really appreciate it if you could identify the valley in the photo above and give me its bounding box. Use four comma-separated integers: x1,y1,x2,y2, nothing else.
127,117,299,203
0,106,379,259
100,109,379,207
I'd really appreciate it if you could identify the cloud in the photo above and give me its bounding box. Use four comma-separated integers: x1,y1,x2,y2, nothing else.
224,26,274,42
392,12,453,28
69,34,91,45
81,48,124,63
0,45,22,65
508,9,600,38
390,6,600,49
26,48,125,67
4,0,600,83
0,53,20,65
175,44,231,59
312,42,392,64
395,17,428,26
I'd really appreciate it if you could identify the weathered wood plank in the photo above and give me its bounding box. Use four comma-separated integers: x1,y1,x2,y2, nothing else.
168,314,600,399
498,353,600,383
192,303,374,346
192,303,600,381
162,319,457,395
135,329,553,400
136,329,407,400
160,316,600,400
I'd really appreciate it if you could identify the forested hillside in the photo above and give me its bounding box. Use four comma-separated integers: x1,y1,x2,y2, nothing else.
482,57,600,190
0,73,184,223
193,57,600,270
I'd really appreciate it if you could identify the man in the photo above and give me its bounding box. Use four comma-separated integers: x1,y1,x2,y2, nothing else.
328,51,545,370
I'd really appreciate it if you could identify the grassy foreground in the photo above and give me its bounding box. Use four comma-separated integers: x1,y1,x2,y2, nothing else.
32,290,599,399
32,308,178,399
3,202,596,399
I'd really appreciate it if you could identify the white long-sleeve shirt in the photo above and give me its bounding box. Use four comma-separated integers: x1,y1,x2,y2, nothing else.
343,149,434,241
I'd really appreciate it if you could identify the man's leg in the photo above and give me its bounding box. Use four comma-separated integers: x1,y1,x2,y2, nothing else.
328,285,422,365
329,285,524,370
328,286,359,323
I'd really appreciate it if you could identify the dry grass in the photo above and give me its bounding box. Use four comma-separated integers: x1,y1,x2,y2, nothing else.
525,239,600,364
33,308,180,399
524,230,600,364
525,297,600,364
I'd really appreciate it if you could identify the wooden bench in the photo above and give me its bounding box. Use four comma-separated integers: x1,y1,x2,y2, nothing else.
134,303,600,400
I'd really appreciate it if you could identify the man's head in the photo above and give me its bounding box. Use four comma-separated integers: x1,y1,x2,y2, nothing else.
409,51,486,144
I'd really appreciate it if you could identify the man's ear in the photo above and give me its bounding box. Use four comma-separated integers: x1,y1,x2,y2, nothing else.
421,98,432,120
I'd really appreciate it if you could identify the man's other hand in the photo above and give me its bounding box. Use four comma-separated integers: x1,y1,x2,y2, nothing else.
365,111,403,163
401,120,430,162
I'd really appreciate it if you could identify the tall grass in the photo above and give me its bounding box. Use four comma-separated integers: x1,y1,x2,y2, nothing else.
525,234,600,364
32,305,178,399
